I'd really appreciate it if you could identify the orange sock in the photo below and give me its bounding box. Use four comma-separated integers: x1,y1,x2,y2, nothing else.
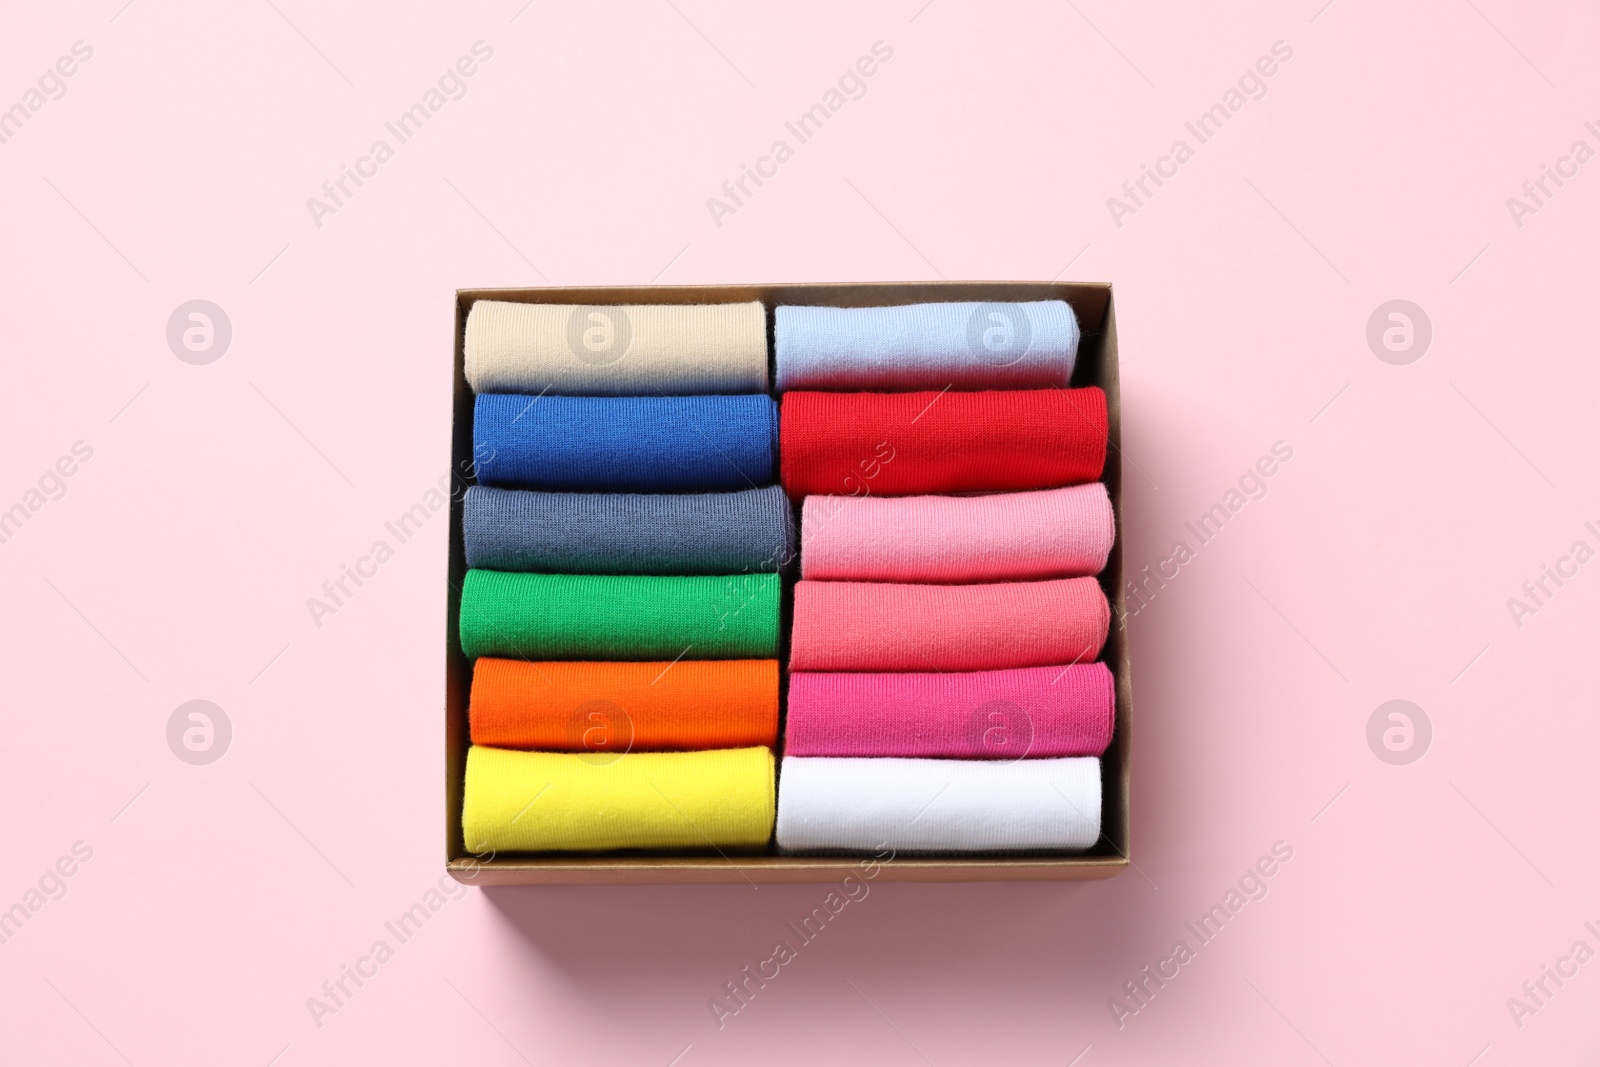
469,658,779,752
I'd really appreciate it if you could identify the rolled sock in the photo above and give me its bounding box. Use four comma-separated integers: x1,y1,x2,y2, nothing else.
775,300,1078,391
463,745,775,852
775,755,1101,853
784,664,1113,759
789,576,1108,671
779,388,1106,498
465,300,769,395
474,393,778,492
470,658,779,751
460,571,781,660
465,485,794,575
800,484,1114,582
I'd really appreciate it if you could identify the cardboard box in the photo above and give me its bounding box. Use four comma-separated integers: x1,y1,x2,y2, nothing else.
446,282,1130,884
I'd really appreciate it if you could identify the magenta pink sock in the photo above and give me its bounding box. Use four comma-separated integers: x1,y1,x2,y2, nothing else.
785,664,1113,759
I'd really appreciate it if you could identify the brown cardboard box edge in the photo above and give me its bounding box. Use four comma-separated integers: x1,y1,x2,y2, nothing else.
446,282,1131,885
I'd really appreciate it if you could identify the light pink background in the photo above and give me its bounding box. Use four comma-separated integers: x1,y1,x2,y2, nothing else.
3,0,1598,1063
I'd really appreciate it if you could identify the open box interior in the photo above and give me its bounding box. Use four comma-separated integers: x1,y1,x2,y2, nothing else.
446,281,1130,884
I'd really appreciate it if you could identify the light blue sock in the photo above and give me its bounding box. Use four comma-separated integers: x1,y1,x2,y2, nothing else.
775,299,1079,391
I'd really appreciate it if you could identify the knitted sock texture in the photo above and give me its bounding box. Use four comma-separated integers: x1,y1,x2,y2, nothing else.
465,300,769,395
459,570,781,660
784,664,1113,759
779,388,1106,498
788,577,1109,671
465,485,794,575
474,393,778,492
775,300,1078,391
800,483,1114,582
775,755,1101,853
464,745,775,852
470,658,780,751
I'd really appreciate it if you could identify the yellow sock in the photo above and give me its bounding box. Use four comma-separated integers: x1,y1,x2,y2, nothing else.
462,745,775,853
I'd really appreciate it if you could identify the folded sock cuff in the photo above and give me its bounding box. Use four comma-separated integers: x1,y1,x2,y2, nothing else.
465,485,794,575
784,664,1113,759
474,393,778,492
460,570,782,661
800,483,1113,582
465,300,769,395
464,745,775,852
780,388,1106,498
789,576,1109,672
775,755,1101,853
775,300,1078,391
470,658,780,751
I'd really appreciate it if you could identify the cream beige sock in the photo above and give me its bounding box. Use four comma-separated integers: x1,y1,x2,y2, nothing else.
464,300,768,395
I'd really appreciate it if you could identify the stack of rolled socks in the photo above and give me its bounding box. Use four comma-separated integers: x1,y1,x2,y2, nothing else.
459,301,784,854
776,299,1114,854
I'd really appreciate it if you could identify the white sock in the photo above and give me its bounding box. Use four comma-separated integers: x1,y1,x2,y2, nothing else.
775,755,1101,852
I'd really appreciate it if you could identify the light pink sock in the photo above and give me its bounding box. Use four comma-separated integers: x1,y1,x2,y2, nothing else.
788,577,1110,672
800,484,1114,582
785,664,1113,758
